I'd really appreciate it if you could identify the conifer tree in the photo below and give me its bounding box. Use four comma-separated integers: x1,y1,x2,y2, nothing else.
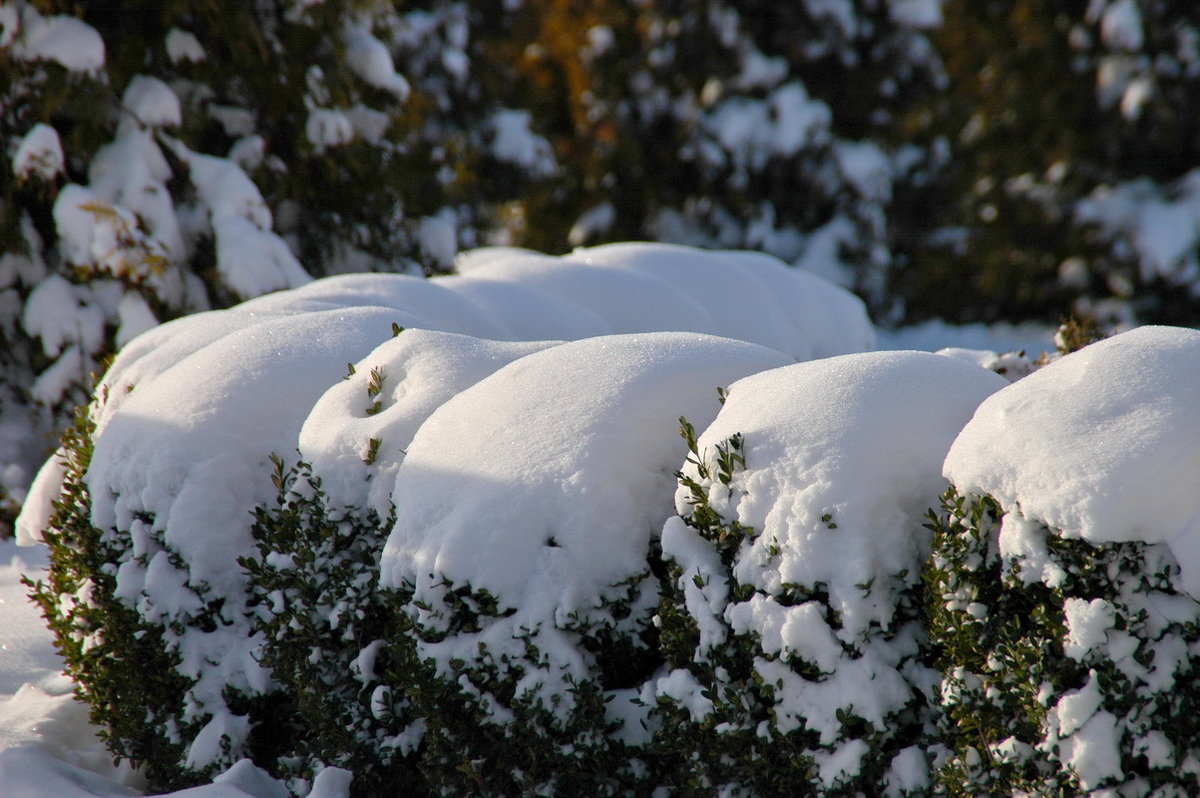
0,0,552,525
895,0,1200,325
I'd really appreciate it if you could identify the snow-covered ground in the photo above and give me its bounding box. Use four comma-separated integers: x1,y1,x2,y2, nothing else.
0,542,325,795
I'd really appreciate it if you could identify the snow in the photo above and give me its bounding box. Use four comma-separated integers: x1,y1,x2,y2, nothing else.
649,350,1005,787
1062,598,1116,661
380,333,793,707
1099,0,1144,52
298,331,559,516
944,326,1200,596
567,202,616,247
166,141,311,297
123,76,182,129
342,24,411,100
687,352,1006,642
23,274,82,358
702,83,831,170
1077,172,1200,286
488,109,557,178
305,108,355,152
165,29,206,64
7,4,105,73
12,123,65,182
889,0,942,29
0,538,290,797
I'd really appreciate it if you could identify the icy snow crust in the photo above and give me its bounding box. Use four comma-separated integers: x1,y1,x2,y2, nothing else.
16,242,873,772
944,325,1200,595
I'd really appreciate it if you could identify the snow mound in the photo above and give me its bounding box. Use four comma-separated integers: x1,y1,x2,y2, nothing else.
380,333,792,699
944,326,1200,593
694,350,1008,641
650,350,1006,793
298,331,560,515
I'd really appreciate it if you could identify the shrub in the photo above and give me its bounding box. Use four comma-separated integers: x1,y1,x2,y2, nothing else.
930,325,1200,794
25,407,287,791
926,488,1200,795
650,351,1006,796
364,334,790,796
244,459,412,797
17,245,869,792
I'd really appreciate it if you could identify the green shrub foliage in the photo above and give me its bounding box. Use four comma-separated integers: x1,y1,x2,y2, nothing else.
25,407,291,790
652,420,934,796
244,457,420,797
379,552,662,796
926,487,1200,795
247,463,665,797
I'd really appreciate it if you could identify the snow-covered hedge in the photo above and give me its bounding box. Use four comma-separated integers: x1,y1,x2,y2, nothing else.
927,326,1200,794
18,244,873,791
650,352,1005,796
31,237,1200,795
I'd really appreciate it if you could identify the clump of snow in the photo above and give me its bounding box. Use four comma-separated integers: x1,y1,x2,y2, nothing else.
701,82,832,171
1097,0,1144,52
299,330,558,516
122,76,181,129
944,326,1200,596
889,0,943,29
698,351,1006,640
305,108,355,152
342,23,411,100
115,291,158,348
1076,172,1200,287
651,350,1006,790
165,140,311,298
567,202,616,246
413,212,457,268
165,28,205,64
12,124,65,182
6,4,105,73
488,109,557,178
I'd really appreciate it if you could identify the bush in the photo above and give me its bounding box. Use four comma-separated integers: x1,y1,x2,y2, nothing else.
930,325,1200,794
649,351,1006,796
926,488,1200,794
25,408,288,791
244,459,412,797
361,334,789,796
18,245,869,792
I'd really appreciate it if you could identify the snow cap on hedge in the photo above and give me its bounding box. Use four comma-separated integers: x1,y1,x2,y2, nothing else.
680,350,1009,642
19,242,871,545
456,243,875,359
380,332,793,696
943,325,1200,595
298,331,560,515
